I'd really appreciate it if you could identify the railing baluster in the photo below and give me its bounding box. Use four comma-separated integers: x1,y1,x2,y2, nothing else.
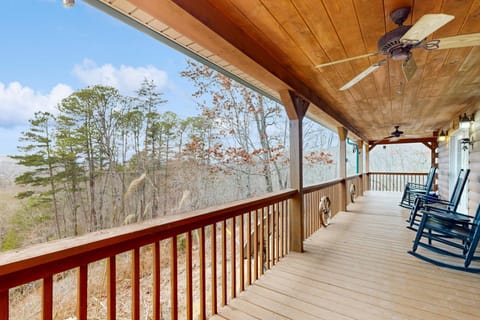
305,194,309,238
186,231,193,320
107,256,116,320
77,264,88,320
259,207,265,276
272,205,276,265
284,200,287,254
153,243,160,320
230,217,236,300
279,202,283,257
132,247,140,320
199,227,206,319
221,220,227,306
276,203,280,264
310,193,313,236
239,213,244,292
266,206,270,270
285,200,289,254
170,236,178,320
253,209,258,281
211,223,217,315
247,211,251,286
0,289,7,320
42,275,53,320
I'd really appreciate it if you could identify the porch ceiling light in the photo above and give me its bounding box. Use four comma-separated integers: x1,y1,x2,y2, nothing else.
459,113,473,129
438,130,447,142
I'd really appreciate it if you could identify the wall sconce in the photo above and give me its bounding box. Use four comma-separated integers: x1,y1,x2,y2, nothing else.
63,0,74,7
438,130,447,142
460,137,473,151
459,113,474,129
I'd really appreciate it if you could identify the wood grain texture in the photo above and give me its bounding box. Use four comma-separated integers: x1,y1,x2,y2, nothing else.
106,0,480,143
215,192,480,320
42,276,53,320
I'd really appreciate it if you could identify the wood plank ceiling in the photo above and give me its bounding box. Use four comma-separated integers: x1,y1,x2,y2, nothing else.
96,0,480,143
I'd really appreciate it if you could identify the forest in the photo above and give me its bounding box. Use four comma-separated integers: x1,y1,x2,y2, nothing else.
0,60,338,251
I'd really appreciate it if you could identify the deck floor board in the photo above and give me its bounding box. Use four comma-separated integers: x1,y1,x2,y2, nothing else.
213,192,480,320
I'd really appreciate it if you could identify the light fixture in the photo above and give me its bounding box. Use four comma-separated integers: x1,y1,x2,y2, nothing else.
459,113,474,129
396,81,404,95
63,0,74,8
460,138,473,151
438,130,447,142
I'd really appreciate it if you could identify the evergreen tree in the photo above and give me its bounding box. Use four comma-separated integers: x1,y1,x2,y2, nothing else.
11,111,63,238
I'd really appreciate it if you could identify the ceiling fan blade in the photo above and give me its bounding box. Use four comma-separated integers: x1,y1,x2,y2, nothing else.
429,33,480,50
315,52,378,68
339,59,386,91
400,13,454,45
402,56,417,82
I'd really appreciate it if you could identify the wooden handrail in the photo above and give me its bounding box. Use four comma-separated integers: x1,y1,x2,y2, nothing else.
367,171,428,176
1,188,297,320
367,172,428,192
0,189,296,289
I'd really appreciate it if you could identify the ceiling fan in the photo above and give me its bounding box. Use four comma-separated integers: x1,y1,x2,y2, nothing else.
315,7,480,91
384,126,404,140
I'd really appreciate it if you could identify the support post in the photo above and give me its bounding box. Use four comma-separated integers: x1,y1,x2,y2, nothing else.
280,90,309,253
338,127,348,212
365,144,370,191
357,140,364,196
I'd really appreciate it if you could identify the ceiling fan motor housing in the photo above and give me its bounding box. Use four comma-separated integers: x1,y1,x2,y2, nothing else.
377,25,412,60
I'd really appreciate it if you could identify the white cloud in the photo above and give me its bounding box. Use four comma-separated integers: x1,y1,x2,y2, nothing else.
0,82,73,127
72,59,169,94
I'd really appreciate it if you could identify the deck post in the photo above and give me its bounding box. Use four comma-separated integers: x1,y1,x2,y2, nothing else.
357,140,364,196
338,127,348,211
365,143,370,191
280,90,309,252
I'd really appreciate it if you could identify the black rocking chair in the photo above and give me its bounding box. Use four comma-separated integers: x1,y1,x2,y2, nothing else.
399,167,437,209
407,168,470,230
408,203,480,272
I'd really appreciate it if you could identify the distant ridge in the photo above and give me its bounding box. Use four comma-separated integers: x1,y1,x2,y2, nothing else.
0,155,25,186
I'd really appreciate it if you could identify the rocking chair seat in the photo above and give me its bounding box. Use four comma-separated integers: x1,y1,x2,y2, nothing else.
409,204,480,272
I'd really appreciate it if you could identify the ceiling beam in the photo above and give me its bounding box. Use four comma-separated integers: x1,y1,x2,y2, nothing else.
369,137,437,151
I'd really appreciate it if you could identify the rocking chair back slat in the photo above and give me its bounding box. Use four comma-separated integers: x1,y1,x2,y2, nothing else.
447,168,470,211
407,169,470,228
399,167,437,209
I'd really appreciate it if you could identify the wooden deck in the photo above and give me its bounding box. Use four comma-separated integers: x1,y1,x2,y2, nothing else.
211,191,480,320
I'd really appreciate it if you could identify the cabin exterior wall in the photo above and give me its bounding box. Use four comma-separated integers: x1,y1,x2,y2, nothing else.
437,110,480,215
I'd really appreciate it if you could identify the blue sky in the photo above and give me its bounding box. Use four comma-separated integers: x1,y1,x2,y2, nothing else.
0,0,197,155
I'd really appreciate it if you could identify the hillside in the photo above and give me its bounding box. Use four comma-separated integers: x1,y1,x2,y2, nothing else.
0,155,24,187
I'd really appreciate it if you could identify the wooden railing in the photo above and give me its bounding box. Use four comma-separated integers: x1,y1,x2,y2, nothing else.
346,174,364,205
367,172,428,192
0,189,296,320
0,172,374,319
303,174,363,239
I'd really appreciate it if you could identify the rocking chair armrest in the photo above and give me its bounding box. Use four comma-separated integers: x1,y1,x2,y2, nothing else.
415,194,441,203
406,182,427,189
422,209,472,224
423,205,469,217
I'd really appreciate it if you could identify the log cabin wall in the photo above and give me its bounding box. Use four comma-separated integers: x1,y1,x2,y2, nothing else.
437,110,480,215
468,111,480,213
437,139,449,201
